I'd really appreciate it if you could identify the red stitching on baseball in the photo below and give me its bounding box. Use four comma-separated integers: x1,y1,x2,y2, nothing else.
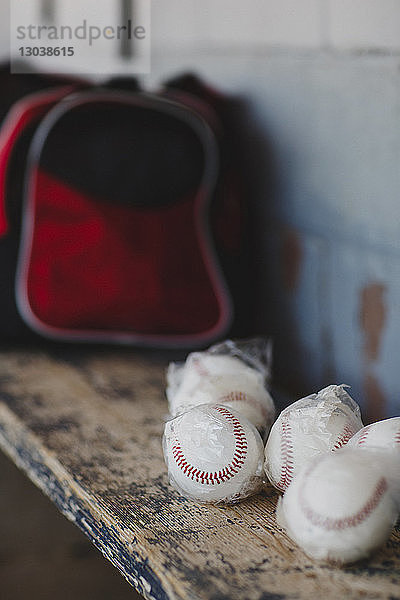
219,390,269,422
356,424,372,446
357,423,400,448
300,471,388,531
396,428,400,447
171,405,248,485
332,423,356,450
276,413,294,492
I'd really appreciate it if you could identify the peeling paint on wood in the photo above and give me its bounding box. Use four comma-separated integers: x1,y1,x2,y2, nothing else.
360,283,387,362
364,372,387,424
281,228,303,292
359,282,388,421
0,348,399,600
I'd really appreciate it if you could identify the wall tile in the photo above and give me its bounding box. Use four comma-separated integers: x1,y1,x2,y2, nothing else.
329,0,400,50
151,0,206,50
151,0,324,50
201,0,323,48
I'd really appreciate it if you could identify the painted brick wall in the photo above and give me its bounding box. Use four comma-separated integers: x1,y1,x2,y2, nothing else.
1,1,399,420
147,0,400,420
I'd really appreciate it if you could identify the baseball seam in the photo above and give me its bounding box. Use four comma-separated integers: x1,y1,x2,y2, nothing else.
300,473,388,531
357,423,400,448
332,423,356,451
396,428,400,446
276,413,294,492
171,405,248,485
219,390,269,422
356,424,373,446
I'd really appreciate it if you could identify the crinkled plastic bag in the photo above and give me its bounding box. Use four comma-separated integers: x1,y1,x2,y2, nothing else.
166,338,274,436
264,384,364,492
163,402,265,504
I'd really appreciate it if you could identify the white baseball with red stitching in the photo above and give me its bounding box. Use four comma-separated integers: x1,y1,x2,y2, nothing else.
347,417,400,452
276,449,399,564
218,385,275,436
167,353,263,411
264,385,363,492
166,352,275,434
163,403,264,503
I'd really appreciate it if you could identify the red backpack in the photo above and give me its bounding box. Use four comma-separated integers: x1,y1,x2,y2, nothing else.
0,69,250,347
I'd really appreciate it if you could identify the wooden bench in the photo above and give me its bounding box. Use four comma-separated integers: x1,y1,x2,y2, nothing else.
0,347,399,600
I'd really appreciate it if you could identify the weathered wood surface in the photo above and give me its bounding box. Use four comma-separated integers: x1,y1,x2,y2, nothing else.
0,347,399,600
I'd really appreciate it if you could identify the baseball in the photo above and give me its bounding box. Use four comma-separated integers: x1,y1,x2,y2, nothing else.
264,385,363,492
163,403,264,503
347,417,400,452
167,353,266,408
217,382,275,437
276,448,400,564
166,352,274,434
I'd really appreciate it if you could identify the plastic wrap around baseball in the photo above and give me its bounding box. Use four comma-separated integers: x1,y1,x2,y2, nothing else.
276,447,400,564
264,384,364,492
166,338,275,436
163,403,265,504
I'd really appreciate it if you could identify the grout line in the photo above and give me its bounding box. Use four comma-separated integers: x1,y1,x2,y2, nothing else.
150,44,400,60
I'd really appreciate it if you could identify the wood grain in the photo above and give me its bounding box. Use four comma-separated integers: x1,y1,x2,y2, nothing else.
0,347,399,600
